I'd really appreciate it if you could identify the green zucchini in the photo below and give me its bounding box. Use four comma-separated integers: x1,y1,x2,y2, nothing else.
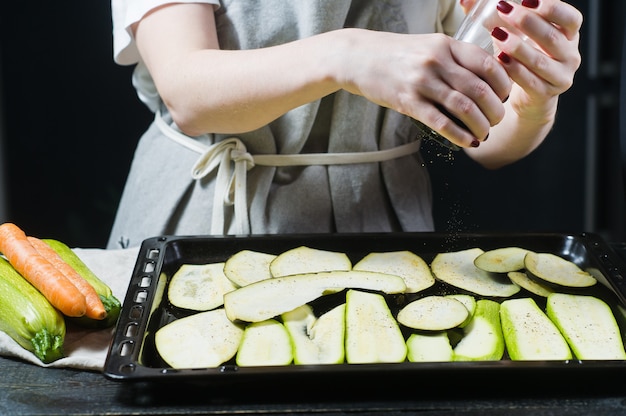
453,299,504,361
406,332,454,362
500,297,572,361
236,319,293,367
42,239,121,328
546,293,626,360
0,257,65,363
345,289,407,363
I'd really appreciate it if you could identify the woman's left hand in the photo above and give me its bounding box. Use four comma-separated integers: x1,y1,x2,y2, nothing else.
492,0,583,122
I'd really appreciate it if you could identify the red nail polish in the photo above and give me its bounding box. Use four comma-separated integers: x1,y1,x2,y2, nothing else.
471,139,480,148
497,1,514,14
522,0,539,8
491,27,508,42
498,51,511,64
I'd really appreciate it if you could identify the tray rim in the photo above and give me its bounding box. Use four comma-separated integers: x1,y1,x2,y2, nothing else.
103,231,626,382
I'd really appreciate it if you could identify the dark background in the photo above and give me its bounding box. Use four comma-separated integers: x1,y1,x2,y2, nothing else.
0,1,624,249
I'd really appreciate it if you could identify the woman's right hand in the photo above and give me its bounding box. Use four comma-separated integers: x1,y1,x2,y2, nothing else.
335,29,512,148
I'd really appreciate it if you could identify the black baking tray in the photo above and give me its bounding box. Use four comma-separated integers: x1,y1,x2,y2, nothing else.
103,232,626,385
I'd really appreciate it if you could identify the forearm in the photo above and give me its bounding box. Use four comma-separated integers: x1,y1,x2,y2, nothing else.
134,3,350,136
158,34,344,136
465,90,558,169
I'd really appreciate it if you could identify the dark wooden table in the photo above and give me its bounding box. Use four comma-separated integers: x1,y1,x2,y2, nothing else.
2,353,626,415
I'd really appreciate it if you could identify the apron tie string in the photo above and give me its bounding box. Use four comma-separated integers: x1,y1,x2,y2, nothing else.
155,109,421,235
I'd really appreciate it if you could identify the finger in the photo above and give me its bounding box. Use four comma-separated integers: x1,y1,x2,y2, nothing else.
416,103,484,148
447,41,510,125
492,28,574,94
497,0,582,60
449,41,512,103
530,0,583,41
408,78,484,147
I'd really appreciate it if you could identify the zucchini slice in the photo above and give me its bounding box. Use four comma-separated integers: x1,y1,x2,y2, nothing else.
453,299,504,361
474,247,530,273
446,294,476,328
524,252,597,288
236,319,293,367
269,246,352,277
397,296,469,331
167,263,238,311
406,332,454,362
500,298,572,361
155,308,244,369
345,289,407,363
223,250,276,287
282,303,345,365
353,251,434,293
431,248,520,297
546,293,626,360
223,270,405,323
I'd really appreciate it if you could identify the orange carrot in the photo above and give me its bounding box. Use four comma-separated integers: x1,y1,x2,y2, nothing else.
28,236,107,320
0,223,86,317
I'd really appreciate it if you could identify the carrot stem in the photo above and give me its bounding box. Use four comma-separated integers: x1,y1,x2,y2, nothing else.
0,223,86,317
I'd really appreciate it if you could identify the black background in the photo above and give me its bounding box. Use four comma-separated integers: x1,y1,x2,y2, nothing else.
0,1,624,248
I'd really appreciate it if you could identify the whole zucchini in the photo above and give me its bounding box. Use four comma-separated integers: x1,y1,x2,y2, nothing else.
43,239,121,329
0,257,65,363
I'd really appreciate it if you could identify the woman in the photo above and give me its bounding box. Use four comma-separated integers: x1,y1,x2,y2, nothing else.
108,0,582,249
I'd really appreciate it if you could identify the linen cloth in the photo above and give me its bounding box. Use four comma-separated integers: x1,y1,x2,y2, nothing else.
0,247,140,371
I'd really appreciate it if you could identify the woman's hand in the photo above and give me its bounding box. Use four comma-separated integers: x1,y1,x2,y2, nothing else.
465,0,582,168
338,30,512,148
492,0,583,123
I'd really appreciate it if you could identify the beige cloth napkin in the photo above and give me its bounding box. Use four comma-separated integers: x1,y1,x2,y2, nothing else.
0,246,140,371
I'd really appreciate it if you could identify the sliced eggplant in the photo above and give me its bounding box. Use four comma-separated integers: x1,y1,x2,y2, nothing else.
223,270,406,323
167,263,237,311
431,248,520,297
353,251,434,293
345,289,407,363
524,252,597,288
155,308,244,369
546,293,626,360
507,271,555,298
269,246,352,277
223,250,277,287
235,319,293,367
397,296,469,331
500,297,572,361
453,299,504,361
406,332,454,362
474,247,530,273
282,303,345,365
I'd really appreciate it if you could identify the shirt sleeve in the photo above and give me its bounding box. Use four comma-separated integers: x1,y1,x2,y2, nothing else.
111,0,220,66
439,0,465,36
402,0,465,35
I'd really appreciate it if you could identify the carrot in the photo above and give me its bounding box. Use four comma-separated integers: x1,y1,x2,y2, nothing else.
0,223,86,317
28,236,107,320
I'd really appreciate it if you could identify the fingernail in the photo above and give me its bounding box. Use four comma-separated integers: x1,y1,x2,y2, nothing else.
498,51,511,64
491,27,508,42
522,0,539,8
483,133,489,142
497,1,514,14
502,95,509,103
471,139,481,148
